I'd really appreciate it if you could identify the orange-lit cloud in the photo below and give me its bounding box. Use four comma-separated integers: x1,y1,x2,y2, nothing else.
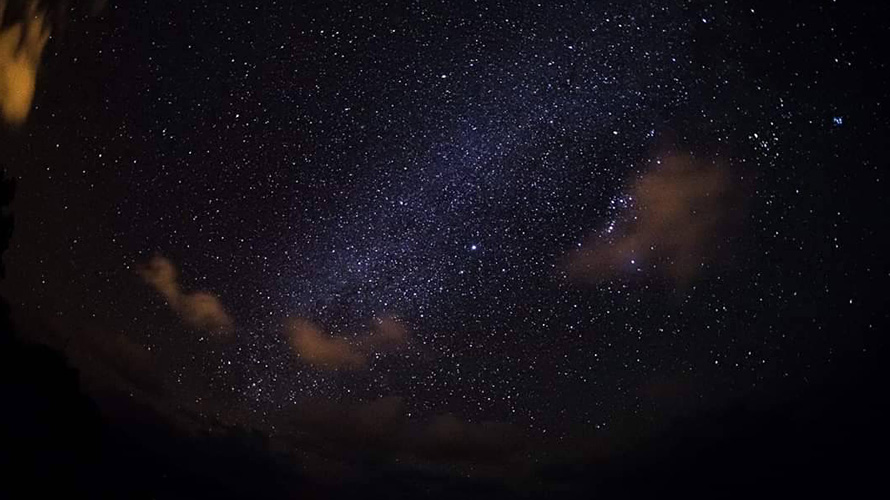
0,0,49,125
284,315,409,371
567,153,744,285
364,315,409,351
138,255,233,331
285,319,366,370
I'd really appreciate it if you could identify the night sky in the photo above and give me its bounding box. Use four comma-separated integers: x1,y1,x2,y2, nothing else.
1,0,887,497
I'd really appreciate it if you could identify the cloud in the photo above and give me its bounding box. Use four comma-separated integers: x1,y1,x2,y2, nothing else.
8,311,166,399
138,256,233,331
567,153,745,285
139,255,180,303
68,325,166,398
290,397,407,449
284,316,409,371
409,413,525,463
364,315,409,351
276,397,527,468
0,0,49,125
284,319,366,370
177,291,233,331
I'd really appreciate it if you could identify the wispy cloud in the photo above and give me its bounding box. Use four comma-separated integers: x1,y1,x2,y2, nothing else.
138,256,233,331
0,0,49,125
363,315,409,351
567,153,745,285
278,397,526,466
284,316,410,370
284,319,366,370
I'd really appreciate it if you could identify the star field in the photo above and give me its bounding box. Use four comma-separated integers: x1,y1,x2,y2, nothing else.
1,0,886,469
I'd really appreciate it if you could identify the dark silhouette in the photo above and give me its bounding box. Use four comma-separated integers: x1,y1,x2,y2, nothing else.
538,352,885,497
0,172,299,499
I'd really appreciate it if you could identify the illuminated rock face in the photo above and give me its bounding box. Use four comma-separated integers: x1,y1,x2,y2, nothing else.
0,1,50,125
